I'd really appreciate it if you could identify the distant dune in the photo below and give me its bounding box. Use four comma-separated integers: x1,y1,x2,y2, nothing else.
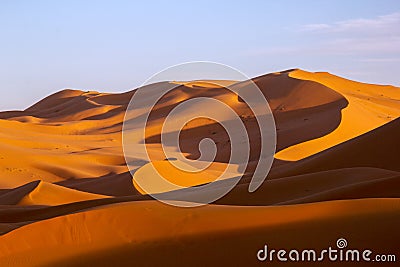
0,69,398,266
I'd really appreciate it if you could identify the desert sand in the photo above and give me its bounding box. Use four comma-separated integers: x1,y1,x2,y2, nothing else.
0,69,398,266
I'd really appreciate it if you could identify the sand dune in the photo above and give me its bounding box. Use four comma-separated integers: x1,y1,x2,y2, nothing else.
0,199,399,266
17,181,108,206
271,117,400,178
0,69,398,266
56,171,140,196
133,160,242,194
276,70,400,160
217,167,400,205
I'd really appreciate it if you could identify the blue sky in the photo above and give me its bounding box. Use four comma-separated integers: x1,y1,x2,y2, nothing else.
0,0,399,110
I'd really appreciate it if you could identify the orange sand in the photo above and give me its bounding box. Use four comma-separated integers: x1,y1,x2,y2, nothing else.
0,69,398,266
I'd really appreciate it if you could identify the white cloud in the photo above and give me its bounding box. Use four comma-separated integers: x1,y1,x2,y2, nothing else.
297,12,400,56
301,12,400,35
243,12,400,86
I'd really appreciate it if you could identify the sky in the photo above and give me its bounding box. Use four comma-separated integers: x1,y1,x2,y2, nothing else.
0,0,399,110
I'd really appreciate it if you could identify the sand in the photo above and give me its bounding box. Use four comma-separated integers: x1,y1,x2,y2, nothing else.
0,69,398,266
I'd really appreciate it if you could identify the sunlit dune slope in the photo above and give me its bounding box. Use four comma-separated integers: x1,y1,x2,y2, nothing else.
276,69,400,160
0,90,129,188
17,180,108,206
271,117,400,178
133,160,241,194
